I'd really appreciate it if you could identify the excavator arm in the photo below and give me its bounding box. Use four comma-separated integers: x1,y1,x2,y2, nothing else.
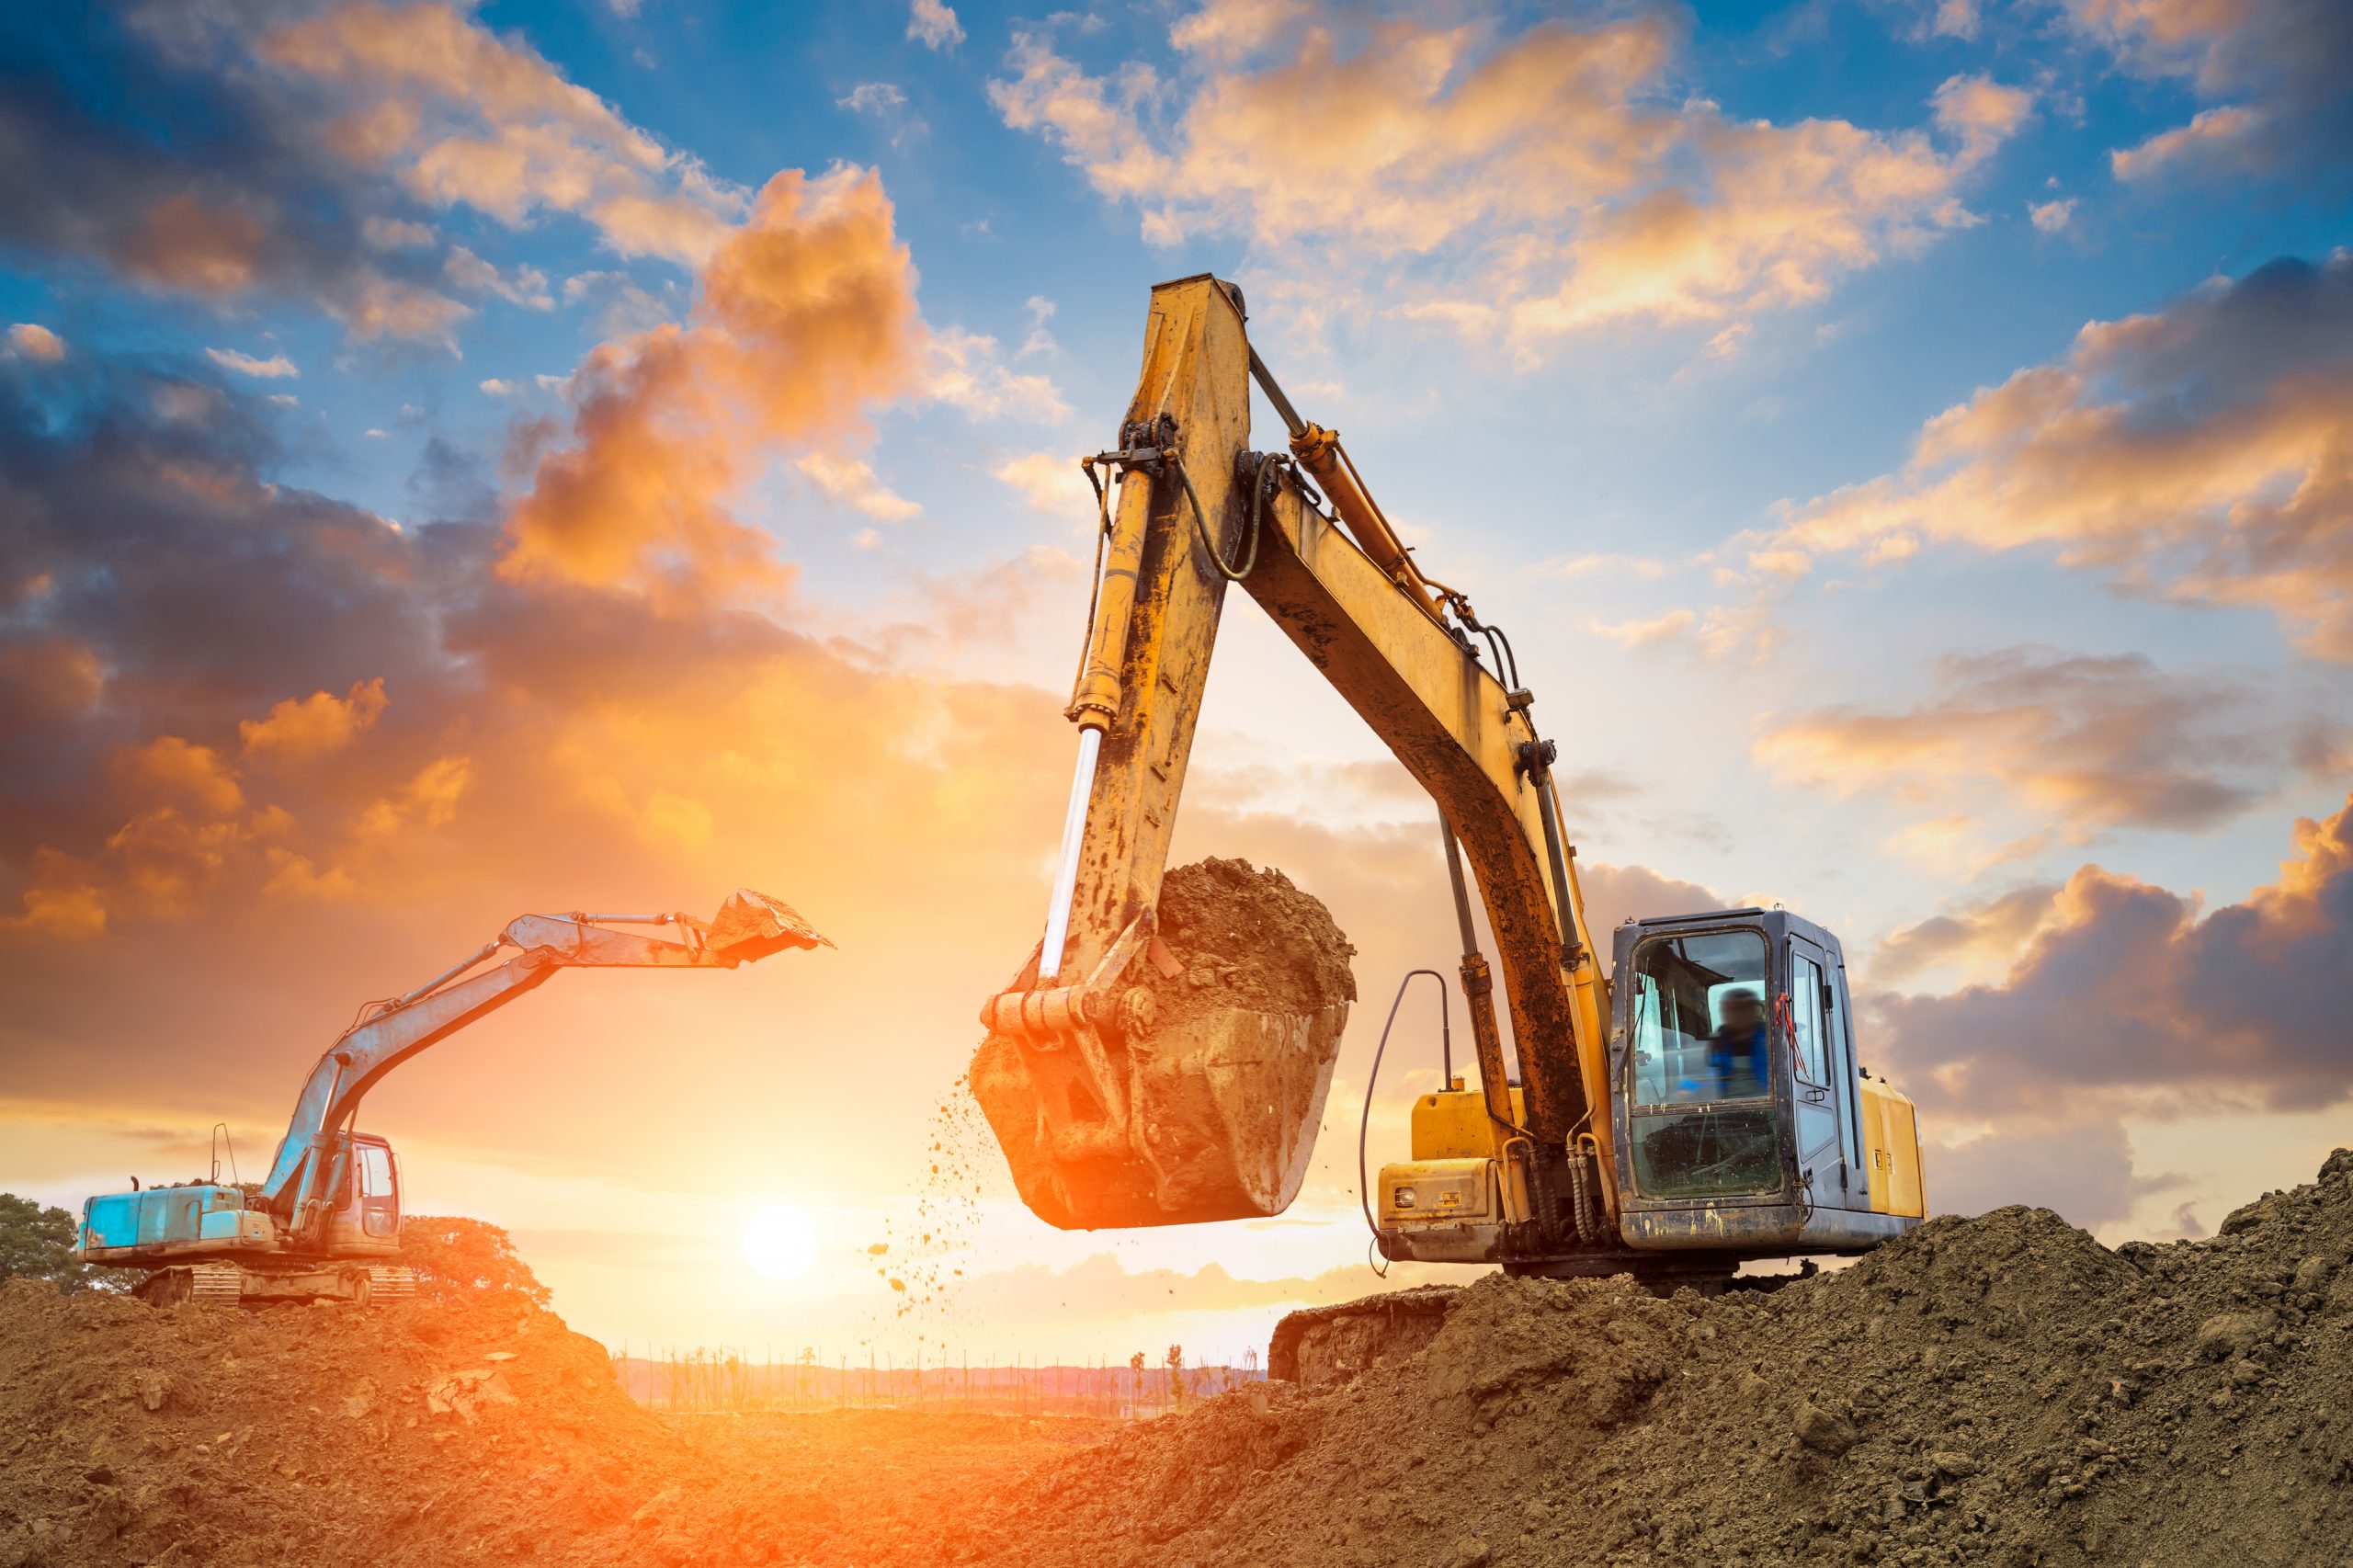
260,889,824,1244
976,275,1613,1242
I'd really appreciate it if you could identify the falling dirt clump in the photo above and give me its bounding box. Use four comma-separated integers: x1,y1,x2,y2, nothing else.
919,1149,2353,1568
1146,858,1356,1029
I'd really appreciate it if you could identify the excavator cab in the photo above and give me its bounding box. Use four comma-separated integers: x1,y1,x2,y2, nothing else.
323,1131,403,1257
1608,910,1923,1256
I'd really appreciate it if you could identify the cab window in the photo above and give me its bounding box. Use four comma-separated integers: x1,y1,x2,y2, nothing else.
359,1143,394,1199
1629,930,1771,1107
1627,928,1781,1200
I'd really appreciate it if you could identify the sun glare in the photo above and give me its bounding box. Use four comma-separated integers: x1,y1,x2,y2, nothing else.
740,1205,819,1279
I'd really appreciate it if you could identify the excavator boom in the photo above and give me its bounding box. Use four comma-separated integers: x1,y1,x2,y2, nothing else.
973,275,1614,1239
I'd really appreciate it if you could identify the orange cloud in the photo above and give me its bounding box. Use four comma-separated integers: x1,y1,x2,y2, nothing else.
1754,647,2336,841
121,194,468,347
240,679,391,760
499,166,921,588
991,3,2028,345
2066,0,2352,184
6,324,65,362
113,736,246,817
1872,791,2353,1117
263,2,742,267
1865,881,2063,985
1781,253,2353,659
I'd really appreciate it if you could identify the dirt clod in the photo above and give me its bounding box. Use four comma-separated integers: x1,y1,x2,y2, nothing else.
1145,857,1357,1028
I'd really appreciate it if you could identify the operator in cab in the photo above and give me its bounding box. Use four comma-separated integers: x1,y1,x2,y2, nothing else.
1707,989,1770,1100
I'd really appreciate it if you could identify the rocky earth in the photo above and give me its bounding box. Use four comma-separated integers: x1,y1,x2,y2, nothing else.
6,1151,2352,1567
964,1150,2353,1568
1144,857,1358,1028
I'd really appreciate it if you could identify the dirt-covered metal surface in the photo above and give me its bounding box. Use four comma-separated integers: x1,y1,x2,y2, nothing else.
972,858,1357,1229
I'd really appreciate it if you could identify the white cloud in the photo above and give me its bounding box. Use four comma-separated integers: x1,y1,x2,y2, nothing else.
838,83,908,115
797,452,922,521
1018,294,1058,358
205,347,300,379
907,0,964,51
445,245,555,310
2028,197,2075,233
926,326,1073,422
993,450,1090,517
6,324,65,362
480,378,517,396
987,7,2032,351
1588,609,1697,649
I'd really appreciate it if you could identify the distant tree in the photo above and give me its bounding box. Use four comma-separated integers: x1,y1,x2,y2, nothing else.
396,1215,551,1308
0,1193,134,1294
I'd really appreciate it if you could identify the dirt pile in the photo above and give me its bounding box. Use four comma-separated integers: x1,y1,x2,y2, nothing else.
941,1149,2353,1568
0,1284,1042,1568
1145,858,1357,1028
13,1153,2348,1567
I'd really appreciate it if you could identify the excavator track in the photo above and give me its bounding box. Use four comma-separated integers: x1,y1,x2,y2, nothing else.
131,1262,420,1308
366,1266,418,1306
1268,1285,1460,1388
132,1264,245,1308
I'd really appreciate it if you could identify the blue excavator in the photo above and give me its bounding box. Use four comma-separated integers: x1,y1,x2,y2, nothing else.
78,889,826,1306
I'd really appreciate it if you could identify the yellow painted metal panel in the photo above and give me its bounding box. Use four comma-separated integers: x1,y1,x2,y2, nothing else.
1410,1086,1528,1160
1380,1158,1496,1225
1859,1078,1927,1218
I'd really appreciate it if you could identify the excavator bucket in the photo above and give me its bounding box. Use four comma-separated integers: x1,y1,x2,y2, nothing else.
972,863,1356,1229
703,889,831,964
972,998,1348,1230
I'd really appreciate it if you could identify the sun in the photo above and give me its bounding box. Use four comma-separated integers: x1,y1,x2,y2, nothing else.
740,1204,819,1279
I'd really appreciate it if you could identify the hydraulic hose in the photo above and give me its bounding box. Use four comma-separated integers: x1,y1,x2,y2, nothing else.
1359,969,1449,1243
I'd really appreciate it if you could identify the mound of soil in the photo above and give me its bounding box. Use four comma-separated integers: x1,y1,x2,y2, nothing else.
11,1152,2349,1567
943,1149,2353,1568
0,1286,1098,1568
1146,858,1356,1028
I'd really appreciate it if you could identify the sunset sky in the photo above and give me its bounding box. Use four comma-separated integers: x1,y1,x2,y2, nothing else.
3,0,2347,1366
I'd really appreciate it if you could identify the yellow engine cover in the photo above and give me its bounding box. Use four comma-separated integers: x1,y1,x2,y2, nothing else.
1409,1085,1527,1161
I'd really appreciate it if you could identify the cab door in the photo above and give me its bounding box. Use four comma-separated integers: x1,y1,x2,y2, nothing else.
1785,937,1846,1202
356,1138,400,1247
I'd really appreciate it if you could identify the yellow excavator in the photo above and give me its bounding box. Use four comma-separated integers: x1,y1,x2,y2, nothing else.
972,276,1926,1334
